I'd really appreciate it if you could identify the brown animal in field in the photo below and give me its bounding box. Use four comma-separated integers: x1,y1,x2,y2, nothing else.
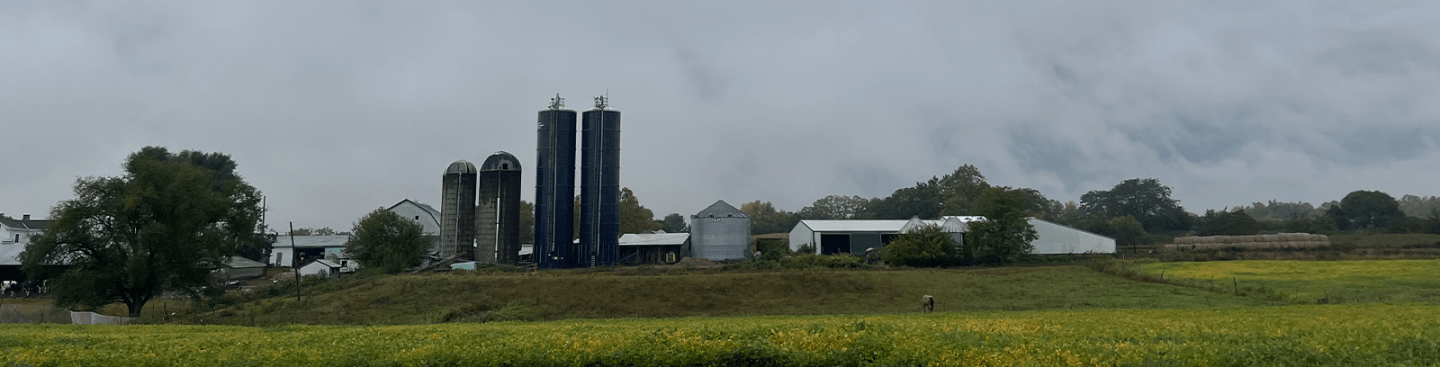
921,295,934,313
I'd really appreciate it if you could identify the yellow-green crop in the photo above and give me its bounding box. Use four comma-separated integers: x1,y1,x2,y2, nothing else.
4,304,1438,366
1136,259,1440,303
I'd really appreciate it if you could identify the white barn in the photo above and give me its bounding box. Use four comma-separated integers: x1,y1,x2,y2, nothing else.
788,217,1113,255
1028,218,1115,254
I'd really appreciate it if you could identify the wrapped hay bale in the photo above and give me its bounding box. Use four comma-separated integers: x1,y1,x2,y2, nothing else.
1260,234,1280,243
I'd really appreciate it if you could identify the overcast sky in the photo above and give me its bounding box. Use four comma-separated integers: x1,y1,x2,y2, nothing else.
4,1,1439,230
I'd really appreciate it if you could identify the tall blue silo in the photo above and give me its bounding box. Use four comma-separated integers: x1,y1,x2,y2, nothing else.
578,95,621,267
535,95,577,269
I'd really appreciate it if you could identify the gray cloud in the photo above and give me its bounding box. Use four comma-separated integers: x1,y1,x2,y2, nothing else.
4,1,1440,228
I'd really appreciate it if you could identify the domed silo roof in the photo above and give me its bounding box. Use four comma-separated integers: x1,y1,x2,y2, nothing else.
445,160,477,175
480,151,521,172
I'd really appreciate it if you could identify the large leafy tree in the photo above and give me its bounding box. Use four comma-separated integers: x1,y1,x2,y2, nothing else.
1195,209,1259,236
22,147,263,317
345,208,429,274
1327,190,1406,231
966,187,1038,265
618,187,662,234
882,224,956,267
660,213,688,233
1080,178,1192,232
740,200,798,235
797,195,868,220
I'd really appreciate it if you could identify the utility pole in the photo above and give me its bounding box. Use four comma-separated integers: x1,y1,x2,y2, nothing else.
290,222,299,302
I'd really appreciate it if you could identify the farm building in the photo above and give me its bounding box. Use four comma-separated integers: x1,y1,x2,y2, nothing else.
790,220,909,255
216,256,268,280
1028,218,1115,254
789,217,1113,255
299,259,345,278
271,235,348,267
618,232,691,265
690,201,750,261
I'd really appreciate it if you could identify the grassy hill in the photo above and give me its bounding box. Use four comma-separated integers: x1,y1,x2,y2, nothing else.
182,265,1277,326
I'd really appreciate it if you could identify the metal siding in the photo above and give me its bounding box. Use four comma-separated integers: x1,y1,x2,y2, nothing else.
535,108,577,269
440,167,477,261
692,216,750,261
579,109,621,267
478,166,522,265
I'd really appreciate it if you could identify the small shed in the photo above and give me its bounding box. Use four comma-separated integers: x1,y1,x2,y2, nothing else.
299,259,343,278
218,256,267,280
618,232,691,265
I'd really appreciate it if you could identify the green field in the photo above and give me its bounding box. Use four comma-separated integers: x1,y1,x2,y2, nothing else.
1135,259,1440,304
5,304,1438,366
182,266,1277,326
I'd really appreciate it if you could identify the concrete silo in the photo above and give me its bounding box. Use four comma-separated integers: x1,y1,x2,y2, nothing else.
535,95,577,269
440,160,478,260
690,200,751,261
477,151,523,265
578,95,621,267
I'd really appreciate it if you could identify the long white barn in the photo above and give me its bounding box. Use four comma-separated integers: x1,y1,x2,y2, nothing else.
788,217,1113,255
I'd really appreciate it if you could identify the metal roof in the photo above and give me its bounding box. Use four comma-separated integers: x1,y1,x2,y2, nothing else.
618,233,690,246
480,151,522,172
304,259,343,268
798,220,910,232
225,256,267,269
273,235,349,248
445,160,477,175
694,200,747,218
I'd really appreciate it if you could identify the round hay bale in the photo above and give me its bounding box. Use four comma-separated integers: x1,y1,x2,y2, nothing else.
1260,234,1279,243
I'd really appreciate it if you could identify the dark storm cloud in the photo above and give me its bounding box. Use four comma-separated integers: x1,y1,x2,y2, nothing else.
4,1,1440,228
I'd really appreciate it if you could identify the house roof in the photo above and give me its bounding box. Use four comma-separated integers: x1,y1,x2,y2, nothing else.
0,217,50,231
694,200,747,218
226,256,267,269
619,233,690,246
274,235,349,248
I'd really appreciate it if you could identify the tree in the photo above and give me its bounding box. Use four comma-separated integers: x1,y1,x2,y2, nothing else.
740,200,797,235
882,224,956,267
937,164,990,216
797,195,868,220
22,147,263,317
519,200,535,245
344,208,429,274
1328,190,1407,231
1195,209,1259,236
1080,178,1192,232
660,213,688,233
1104,216,1147,253
966,187,1038,265
618,187,662,234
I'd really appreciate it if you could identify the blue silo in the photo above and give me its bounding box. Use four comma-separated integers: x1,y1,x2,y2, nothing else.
535,95,577,269
578,95,621,267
